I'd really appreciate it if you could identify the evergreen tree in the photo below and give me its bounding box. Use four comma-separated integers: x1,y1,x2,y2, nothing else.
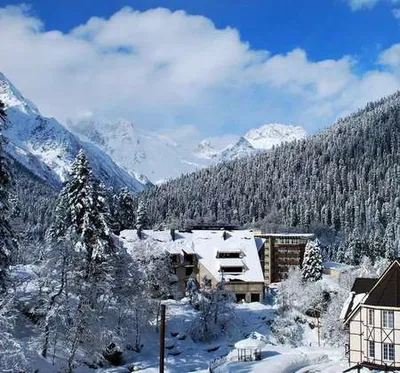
51,149,112,270
302,239,323,281
44,150,131,368
136,200,147,231
114,187,135,231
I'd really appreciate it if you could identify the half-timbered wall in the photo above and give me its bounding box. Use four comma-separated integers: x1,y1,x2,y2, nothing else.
349,305,400,367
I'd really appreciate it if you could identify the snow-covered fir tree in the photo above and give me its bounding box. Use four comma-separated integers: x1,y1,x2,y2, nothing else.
136,200,147,231
52,149,112,268
302,239,323,281
113,187,135,231
44,150,129,369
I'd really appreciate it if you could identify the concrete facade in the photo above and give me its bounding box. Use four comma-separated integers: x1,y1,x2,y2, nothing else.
255,233,314,284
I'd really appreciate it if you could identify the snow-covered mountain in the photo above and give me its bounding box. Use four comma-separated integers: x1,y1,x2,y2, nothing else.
67,117,213,185
0,73,150,192
244,123,307,149
69,118,307,184
216,123,307,161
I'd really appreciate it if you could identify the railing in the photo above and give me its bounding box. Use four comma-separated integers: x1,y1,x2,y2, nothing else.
208,352,237,372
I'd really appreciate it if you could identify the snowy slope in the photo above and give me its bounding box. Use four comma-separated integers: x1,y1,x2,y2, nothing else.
0,72,151,192
245,123,307,149
69,118,307,184
68,117,215,184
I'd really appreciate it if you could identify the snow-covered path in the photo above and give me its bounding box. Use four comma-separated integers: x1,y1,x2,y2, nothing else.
213,346,348,373
222,348,327,373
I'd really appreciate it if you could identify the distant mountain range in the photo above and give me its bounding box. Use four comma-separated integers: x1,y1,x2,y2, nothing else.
0,72,151,192
0,72,307,188
68,118,307,184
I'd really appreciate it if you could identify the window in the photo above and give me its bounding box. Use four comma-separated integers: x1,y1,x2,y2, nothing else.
185,267,193,276
220,266,243,273
383,310,394,328
369,341,375,358
216,251,241,259
383,343,395,361
368,309,374,325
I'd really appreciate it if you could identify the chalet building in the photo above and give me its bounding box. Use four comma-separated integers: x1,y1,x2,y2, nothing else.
254,233,314,284
119,228,265,303
342,259,400,371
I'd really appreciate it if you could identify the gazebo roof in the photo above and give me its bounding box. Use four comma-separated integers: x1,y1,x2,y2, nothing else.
234,338,266,350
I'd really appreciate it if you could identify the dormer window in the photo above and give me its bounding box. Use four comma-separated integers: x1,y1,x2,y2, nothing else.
216,251,242,259
220,266,243,273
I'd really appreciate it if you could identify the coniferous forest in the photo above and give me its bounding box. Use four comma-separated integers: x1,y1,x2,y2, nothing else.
140,92,400,263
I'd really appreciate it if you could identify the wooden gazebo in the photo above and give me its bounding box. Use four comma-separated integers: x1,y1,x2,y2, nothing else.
234,338,265,362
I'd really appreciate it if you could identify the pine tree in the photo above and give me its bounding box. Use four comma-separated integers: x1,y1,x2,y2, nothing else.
45,150,122,367
302,239,323,281
0,99,13,292
114,187,135,231
52,149,112,269
136,200,147,231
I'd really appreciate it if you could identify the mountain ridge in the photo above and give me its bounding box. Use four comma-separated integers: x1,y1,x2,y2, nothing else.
69,118,307,184
0,72,150,192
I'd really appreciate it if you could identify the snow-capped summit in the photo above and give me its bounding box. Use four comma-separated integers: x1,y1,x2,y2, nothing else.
214,123,307,162
218,136,255,161
0,72,39,115
69,117,215,184
69,117,307,183
244,123,307,149
0,72,150,192
193,140,218,159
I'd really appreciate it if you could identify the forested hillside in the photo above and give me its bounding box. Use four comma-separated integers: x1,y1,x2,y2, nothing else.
8,161,57,261
141,92,400,262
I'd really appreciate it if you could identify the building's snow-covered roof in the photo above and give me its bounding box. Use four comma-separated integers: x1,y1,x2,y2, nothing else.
340,292,354,321
341,291,368,323
216,246,242,253
351,293,366,311
235,338,266,350
119,229,264,283
218,258,246,268
256,233,314,238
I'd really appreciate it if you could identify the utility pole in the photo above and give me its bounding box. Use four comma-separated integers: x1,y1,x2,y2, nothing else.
159,304,166,373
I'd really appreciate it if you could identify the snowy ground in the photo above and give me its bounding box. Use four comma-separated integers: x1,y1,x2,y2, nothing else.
97,298,351,373
13,268,356,373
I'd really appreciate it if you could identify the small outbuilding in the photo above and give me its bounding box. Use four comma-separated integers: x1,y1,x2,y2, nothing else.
234,337,265,361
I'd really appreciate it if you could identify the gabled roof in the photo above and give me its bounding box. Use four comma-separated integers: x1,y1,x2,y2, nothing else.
343,259,400,324
364,260,400,307
351,278,377,294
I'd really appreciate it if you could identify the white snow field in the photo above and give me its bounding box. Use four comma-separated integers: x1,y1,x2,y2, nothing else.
98,299,350,373
12,265,352,373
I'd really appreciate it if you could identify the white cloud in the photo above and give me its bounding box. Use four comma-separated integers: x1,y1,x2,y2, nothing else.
0,5,400,136
346,0,381,10
378,43,400,67
346,0,400,11
392,7,400,17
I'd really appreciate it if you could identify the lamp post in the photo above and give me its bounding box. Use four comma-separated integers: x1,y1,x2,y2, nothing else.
159,304,166,373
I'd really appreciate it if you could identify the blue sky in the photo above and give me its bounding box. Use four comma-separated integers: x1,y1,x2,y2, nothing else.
0,0,400,141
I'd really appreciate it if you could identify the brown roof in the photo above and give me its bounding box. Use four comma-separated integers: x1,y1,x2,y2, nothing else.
351,278,377,294
364,261,400,307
